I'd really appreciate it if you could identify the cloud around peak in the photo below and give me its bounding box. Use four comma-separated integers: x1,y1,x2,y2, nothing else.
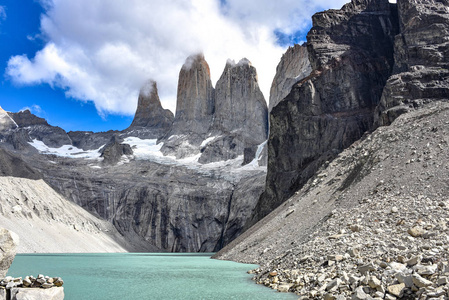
6,0,348,117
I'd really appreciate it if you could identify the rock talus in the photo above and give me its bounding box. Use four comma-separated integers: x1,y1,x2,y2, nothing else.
248,0,399,226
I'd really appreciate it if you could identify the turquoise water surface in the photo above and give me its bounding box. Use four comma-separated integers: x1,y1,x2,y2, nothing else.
8,253,297,300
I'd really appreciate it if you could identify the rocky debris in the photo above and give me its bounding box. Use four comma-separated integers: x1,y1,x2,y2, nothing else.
215,102,449,299
269,44,311,111
248,0,399,227
0,229,18,278
160,54,215,158
201,58,268,164
100,135,133,165
125,80,174,139
376,0,449,125
0,275,63,289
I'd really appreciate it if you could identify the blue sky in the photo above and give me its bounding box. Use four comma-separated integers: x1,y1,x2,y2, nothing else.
0,0,347,133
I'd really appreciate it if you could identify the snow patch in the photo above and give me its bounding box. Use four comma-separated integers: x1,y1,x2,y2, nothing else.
29,139,103,159
200,136,218,148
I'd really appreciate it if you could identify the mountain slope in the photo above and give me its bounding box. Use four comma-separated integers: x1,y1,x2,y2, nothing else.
215,101,449,298
0,176,138,253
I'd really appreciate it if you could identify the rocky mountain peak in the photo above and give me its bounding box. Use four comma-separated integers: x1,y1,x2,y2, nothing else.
127,80,174,139
8,109,48,128
172,53,215,136
198,57,268,164
159,53,215,158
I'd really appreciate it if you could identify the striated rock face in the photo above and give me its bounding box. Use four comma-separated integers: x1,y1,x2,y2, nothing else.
0,148,42,180
126,80,174,139
376,0,449,125
248,0,399,226
160,54,215,157
199,59,268,164
0,228,18,278
269,44,311,111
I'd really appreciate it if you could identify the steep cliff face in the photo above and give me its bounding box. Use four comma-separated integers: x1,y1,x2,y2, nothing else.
160,54,215,158
126,80,174,138
376,0,449,125
199,59,268,164
19,151,266,252
269,44,311,111
248,0,399,226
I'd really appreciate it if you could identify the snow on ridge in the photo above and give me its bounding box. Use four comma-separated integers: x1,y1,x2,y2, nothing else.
200,136,218,148
28,139,102,159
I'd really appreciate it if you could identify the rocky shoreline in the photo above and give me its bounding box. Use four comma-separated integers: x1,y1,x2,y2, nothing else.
0,275,64,300
249,191,449,299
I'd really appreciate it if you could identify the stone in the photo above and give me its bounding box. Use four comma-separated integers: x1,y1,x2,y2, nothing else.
0,228,19,278
352,286,373,300
11,287,64,300
396,273,414,288
412,273,433,288
408,226,426,237
358,263,376,275
368,276,381,289
437,277,448,286
406,256,420,266
53,278,63,287
387,283,405,297
269,271,278,277
326,278,342,291
277,284,292,292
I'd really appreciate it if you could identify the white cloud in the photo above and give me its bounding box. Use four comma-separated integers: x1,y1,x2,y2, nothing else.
6,0,348,117
0,6,6,21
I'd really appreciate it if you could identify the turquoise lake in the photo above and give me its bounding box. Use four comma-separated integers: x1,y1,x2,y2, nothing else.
8,253,297,300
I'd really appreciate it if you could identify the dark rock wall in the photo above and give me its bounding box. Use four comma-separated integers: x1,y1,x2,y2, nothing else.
248,0,399,226
376,0,449,125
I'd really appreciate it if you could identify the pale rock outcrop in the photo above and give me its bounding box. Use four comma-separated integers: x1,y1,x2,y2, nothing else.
11,287,64,300
269,44,311,111
0,228,18,278
0,107,17,133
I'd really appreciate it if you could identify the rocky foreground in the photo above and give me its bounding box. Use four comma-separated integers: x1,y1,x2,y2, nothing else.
216,103,449,299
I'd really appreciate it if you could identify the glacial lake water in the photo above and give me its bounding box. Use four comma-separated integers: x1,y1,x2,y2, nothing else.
8,253,297,300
